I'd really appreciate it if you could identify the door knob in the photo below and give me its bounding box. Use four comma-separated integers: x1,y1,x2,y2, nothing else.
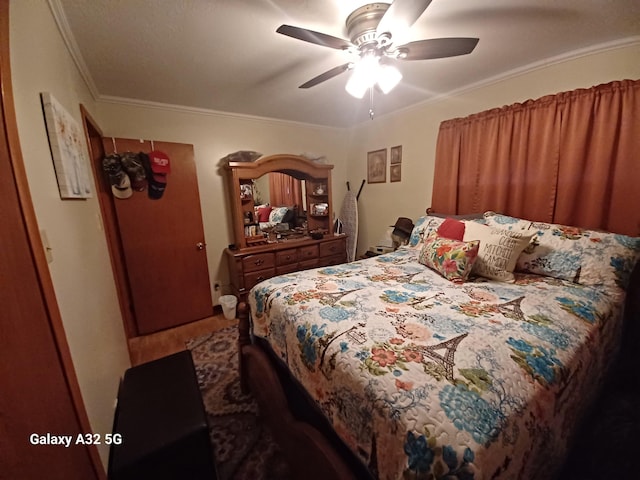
196,242,206,250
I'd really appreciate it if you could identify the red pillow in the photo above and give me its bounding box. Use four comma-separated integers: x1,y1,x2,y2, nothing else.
437,217,465,241
257,206,272,222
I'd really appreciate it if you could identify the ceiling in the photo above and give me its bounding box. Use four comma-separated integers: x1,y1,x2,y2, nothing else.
53,0,640,128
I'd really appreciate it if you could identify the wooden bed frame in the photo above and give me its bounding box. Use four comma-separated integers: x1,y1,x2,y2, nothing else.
238,301,372,479
236,254,640,480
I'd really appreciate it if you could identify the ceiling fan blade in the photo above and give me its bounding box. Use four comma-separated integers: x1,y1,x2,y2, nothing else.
277,25,352,50
299,63,351,89
397,37,479,60
376,0,432,38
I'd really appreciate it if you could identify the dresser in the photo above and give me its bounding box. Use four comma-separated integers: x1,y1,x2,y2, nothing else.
224,154,347,302
225,235,346,301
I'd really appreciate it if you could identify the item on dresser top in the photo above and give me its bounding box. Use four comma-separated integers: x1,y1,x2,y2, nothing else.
220,150,262,164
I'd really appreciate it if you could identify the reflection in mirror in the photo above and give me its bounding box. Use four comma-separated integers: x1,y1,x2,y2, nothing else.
253,175,270,205
250,173,307,236
269,172,302,207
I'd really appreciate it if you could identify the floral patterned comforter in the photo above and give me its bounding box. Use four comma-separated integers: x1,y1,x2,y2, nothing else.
248,247,626,480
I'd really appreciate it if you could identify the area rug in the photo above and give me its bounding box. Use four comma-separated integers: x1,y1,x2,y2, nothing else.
186,326,291,480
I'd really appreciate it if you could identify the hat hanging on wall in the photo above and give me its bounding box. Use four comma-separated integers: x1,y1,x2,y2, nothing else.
140,152,168,199
120,152,147,192
148,150,171,175
147,150,171,199
102,153,132,199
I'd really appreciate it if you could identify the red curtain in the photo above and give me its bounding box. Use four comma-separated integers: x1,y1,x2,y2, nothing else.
431,79,640,236
269,172,302,208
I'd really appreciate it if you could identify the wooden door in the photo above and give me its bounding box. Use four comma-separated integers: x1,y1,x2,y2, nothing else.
0,1,100,475
103,138,212,335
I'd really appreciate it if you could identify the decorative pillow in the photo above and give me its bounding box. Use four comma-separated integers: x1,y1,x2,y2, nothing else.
437,218,466,241
257,205,272,222
410,215,486,248
269,206,289,224
463,221,534,282
483,212,640,289
418,233,480,284
409,216,446,247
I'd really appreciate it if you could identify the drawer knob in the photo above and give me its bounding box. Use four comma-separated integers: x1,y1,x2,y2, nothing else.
254,259,264,266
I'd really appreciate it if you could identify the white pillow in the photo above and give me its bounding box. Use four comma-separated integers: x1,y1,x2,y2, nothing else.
463,221,534,282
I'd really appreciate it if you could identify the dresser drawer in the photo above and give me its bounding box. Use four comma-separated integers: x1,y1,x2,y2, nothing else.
298,245,319,261
319,239,345,258
319,253,346,267
244,268,275,290
276,263,300,275
276,248,298,266
299,258,319,271
242,253,275,273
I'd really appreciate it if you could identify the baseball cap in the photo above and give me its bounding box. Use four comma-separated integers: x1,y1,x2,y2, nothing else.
140,152,167,200
148,150,171,175
120,152,147,191
102,154,133,199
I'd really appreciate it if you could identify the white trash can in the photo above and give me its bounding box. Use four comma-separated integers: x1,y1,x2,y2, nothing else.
219,295,238,320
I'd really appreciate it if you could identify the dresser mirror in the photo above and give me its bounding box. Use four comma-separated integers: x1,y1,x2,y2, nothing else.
248,173,305,228
225,154,335,250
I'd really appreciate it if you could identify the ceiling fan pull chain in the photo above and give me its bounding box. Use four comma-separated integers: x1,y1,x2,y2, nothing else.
369,87,375,120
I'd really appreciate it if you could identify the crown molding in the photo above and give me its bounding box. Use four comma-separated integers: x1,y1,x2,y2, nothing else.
47,0,99,100
97,95,343,131
369,35,640,125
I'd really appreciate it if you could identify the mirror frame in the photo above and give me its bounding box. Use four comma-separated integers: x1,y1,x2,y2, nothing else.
226,154,334,249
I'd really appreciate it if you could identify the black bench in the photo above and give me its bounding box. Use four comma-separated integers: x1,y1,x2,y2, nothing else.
108,350,216,480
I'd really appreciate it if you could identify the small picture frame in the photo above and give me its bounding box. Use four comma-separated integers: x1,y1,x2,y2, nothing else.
313,184,327,195
367,149,387,184
240,183,253,200
311,203,328,216
390,145,402,164
390,164,402,183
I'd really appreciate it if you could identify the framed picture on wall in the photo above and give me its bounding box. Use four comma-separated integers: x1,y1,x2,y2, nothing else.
390,164,402,182
367,148,387,184
40,92,93,199
390,145,402,164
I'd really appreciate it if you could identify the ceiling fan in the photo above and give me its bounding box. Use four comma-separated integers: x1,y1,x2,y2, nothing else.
276,0,479,99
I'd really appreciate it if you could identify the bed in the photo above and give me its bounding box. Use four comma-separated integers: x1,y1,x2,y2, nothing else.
238,212,640,480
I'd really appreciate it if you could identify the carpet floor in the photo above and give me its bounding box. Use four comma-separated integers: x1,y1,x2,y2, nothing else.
186,326,291,480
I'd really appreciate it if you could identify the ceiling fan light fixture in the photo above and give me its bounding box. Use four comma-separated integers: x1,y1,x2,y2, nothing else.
345,54,380,98
278,0,479,102
377,64,402,94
